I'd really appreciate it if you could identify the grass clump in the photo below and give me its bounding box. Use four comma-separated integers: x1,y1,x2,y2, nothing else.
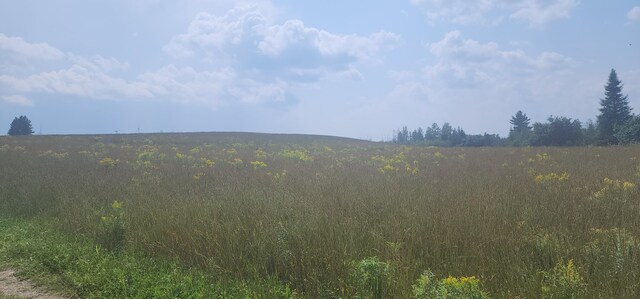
0,217,296,298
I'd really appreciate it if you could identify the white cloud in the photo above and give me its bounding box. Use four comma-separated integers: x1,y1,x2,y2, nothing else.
164,8,268,59
412,0,579,26
628,6,640,21
228,78,288,105
0,4,400,110
0,33,146,100
387,31,584,134
1,61,291,107
68,54,131,73
510,0,579,27
136,65,233,101
256,20,398,61
137,65,288,106
430,31,500,62
412,0,495,25
425,31,572,86
164,6,399,75
0,33,65,60
0,31,295,107
2,94,33,106
0,63,152,99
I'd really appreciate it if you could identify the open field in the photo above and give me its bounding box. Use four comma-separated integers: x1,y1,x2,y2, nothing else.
1,133,640,298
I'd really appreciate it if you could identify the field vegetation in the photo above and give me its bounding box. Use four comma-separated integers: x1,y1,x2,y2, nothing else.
1,132,639,298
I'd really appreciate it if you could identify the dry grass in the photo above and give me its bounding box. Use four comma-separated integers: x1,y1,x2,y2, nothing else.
1,133,639,298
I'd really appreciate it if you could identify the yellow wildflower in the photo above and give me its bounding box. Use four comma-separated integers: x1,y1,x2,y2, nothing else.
204,159,215,168
251,161,268,169
230,158,244,166
99,157,118,168
622,181,636,190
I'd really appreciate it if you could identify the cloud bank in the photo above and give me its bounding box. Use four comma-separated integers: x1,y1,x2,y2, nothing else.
0,5,399,109
0,33,65,60
411,0,580,26
629,6,640,22
164,6,399,78
2,94,33,106
426,30,572,87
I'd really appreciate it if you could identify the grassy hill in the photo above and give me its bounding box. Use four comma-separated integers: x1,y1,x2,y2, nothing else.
1,133,639,298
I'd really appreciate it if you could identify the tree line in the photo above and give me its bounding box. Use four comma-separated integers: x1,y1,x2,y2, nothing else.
393,69,640,146
5,70,639,145
393,124,505,147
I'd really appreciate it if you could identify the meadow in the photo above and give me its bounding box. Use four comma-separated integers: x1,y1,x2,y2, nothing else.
0,133,639,298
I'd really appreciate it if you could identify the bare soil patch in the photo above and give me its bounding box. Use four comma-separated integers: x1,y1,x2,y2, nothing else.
0,270,67,299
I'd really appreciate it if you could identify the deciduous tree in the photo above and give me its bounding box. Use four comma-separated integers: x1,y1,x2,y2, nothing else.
530,116,583,146
615,116,640,144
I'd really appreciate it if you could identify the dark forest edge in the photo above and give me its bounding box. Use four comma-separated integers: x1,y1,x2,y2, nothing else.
393,69,640,147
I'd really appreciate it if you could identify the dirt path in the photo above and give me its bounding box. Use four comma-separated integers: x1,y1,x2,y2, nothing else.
0,270,67,299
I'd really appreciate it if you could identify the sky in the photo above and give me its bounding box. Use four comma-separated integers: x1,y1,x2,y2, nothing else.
1,1,639,140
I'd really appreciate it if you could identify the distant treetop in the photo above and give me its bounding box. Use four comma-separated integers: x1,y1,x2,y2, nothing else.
597,69,632,144
8,115,34,136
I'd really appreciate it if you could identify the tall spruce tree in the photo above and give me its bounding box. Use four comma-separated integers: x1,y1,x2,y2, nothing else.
597,69,632,144
510,111,531,133
509,110,532,146
8,115,34,136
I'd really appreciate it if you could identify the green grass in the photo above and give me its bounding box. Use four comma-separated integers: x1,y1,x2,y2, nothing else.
0,217,296,298
1,133,640,298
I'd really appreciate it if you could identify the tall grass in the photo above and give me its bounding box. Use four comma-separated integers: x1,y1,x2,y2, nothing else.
1,133,639,298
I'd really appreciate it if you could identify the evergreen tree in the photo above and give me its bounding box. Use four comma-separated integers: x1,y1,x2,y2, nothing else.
509,110,532,146
597,69,632,144
7,115,34,136
509,111,531,133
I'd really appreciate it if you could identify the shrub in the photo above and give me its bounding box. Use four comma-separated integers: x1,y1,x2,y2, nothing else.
99,200,126,250
353,256,392,299
413,270,491,299
541,260,586,299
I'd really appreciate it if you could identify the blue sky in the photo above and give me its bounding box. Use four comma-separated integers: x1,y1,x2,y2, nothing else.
1,0,639,139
